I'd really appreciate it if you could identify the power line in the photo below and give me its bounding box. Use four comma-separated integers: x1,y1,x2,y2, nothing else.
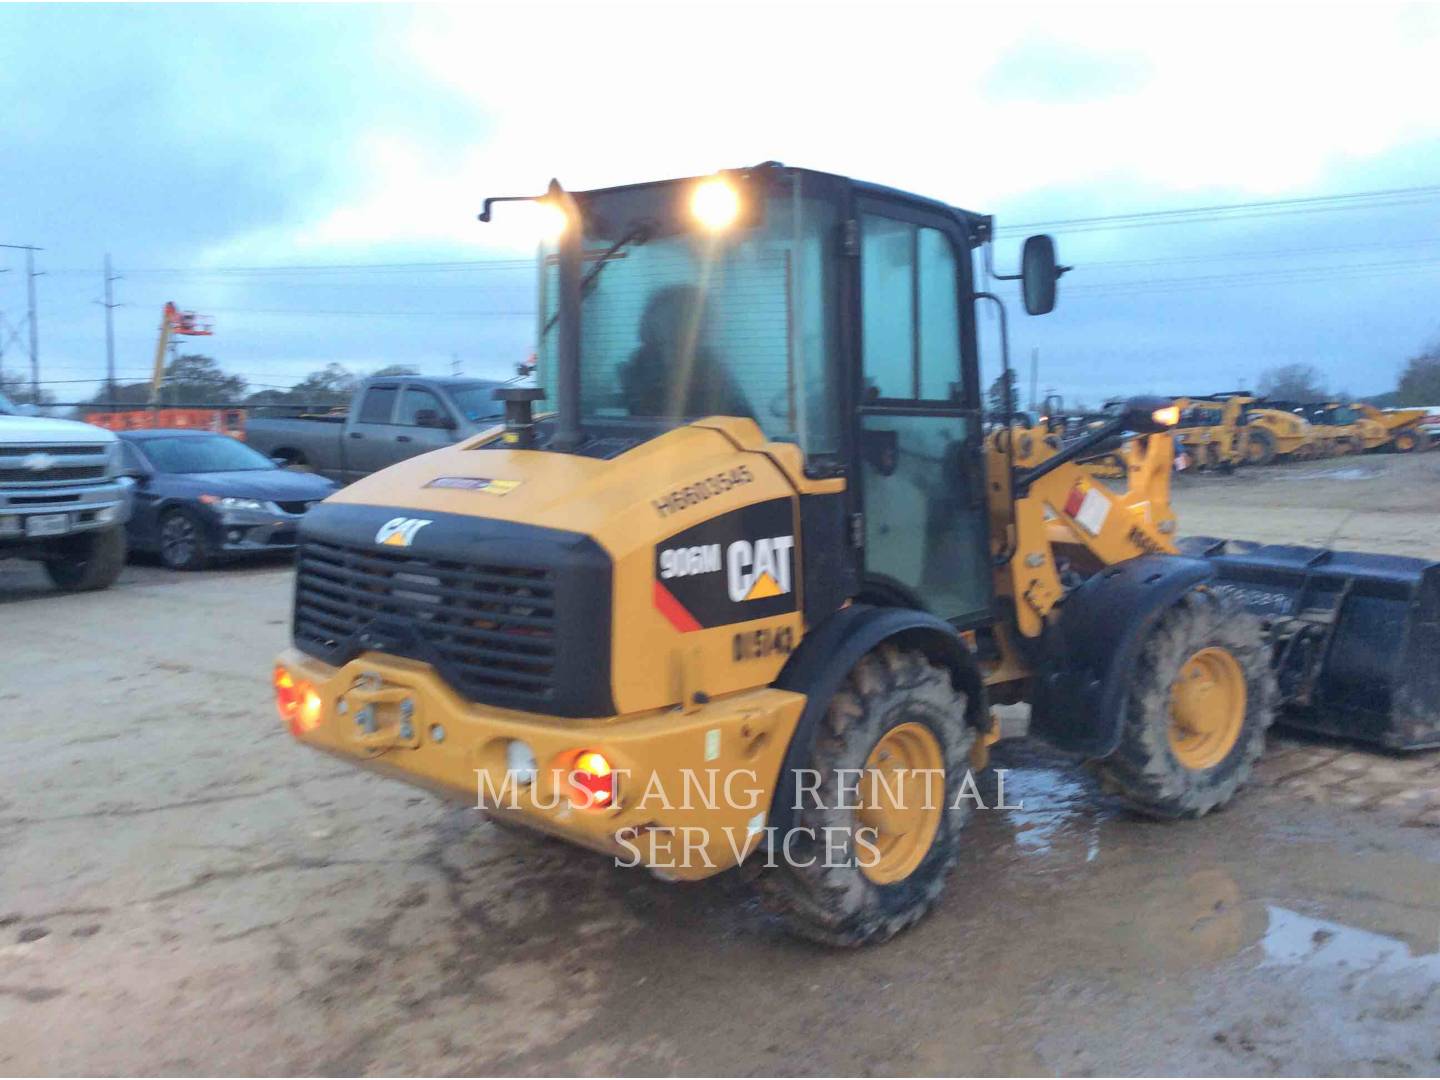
47,257,534,277
999,183,1440,234
1067,253,1440,296
1083,234,1440,271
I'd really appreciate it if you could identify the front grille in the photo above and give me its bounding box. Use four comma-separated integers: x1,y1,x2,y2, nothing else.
295,539,558,705
0,464,106,483
3,444,102,457
275,500,315,515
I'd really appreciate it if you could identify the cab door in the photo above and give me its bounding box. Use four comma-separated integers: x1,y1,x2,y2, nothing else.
390,383,461,465
345,383,404,480
854,201,991,623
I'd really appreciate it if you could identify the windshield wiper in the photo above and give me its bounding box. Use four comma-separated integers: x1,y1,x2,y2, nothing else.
540,221,652,338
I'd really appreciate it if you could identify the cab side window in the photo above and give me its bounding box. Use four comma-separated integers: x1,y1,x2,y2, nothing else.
860,216,963,402
357,387,398,424
396,388,445,426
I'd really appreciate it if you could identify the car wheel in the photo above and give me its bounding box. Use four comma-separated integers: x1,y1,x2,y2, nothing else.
159,509,209,571
43,527,127,592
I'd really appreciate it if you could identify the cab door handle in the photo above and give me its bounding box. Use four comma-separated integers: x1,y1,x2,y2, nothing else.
396,435,412,443
348,432,364,439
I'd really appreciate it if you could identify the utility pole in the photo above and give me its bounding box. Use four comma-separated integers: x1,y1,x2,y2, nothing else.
102,255,121,403
0,269,9,386
0,244,41,401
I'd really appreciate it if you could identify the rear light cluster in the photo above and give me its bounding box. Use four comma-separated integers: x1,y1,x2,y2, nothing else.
504,741,615,809
569,750,614,808
274,666,322,737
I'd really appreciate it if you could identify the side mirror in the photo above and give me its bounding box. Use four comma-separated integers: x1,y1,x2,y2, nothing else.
415,409,456,430
1020,234,1063,316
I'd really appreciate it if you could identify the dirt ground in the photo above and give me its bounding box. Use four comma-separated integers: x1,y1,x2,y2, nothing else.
1,453,1437,1076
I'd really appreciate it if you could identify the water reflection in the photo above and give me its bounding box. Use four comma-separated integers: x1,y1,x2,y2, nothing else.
1261,905,1440,976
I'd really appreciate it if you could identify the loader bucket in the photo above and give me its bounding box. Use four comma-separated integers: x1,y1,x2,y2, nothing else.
1178,537,1440,750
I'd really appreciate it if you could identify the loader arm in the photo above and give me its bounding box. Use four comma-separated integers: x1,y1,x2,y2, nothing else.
989,424,1179,638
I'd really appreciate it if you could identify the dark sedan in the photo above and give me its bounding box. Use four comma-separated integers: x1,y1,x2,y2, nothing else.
118,429,338,570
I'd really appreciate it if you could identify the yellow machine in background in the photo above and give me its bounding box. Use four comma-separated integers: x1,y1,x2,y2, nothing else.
1354,402,1433,453
1172,395,1248,469
1238,399,1318,464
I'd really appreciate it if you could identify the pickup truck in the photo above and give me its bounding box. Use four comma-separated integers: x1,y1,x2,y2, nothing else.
245,376,506,484
0,391,131,591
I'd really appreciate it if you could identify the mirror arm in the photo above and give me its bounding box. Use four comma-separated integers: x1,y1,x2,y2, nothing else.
982,241,1022,282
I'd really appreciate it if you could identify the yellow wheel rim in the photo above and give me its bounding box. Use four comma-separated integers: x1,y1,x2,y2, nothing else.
856,722,945,885
1244,437,1265,463
1168,647,1246,769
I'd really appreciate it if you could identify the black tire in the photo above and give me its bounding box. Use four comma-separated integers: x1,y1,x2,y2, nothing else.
43,526,127,592
1392,429,1419,453
1243,427,1276,466
1092,588,1276,819
158,508,210,571
758,645,976,947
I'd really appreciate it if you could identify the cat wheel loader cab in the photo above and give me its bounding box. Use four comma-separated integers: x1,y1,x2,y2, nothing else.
274,164,1433,947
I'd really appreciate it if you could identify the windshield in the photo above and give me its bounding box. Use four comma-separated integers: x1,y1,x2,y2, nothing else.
448,383,505,423
138,435,276,473
536,171,841,458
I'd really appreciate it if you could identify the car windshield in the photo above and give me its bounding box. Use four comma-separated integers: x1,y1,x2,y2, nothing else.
448,384,505,423
534,170,842,458
139,435,276,473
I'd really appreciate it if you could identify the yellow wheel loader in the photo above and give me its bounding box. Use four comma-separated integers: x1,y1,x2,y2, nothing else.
1171,395,1247,470
274,165,1440,946
1238,399,1317,465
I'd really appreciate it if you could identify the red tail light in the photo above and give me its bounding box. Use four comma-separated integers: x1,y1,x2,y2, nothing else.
568,750,614,809
274,667,322,737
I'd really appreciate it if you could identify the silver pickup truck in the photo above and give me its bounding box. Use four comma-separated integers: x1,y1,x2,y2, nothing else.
0,391,131,591
245,376,505,484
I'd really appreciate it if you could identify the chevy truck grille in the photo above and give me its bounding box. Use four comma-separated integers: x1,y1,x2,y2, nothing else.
0,443,110,487
294,539,558,705
0,464,107,483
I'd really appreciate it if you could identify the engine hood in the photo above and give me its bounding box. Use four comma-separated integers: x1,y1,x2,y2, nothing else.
169,469,337,501
324,420,799,561
0,414,116,445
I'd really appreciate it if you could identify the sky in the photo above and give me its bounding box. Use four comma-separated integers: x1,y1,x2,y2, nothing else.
4,1,1440,408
